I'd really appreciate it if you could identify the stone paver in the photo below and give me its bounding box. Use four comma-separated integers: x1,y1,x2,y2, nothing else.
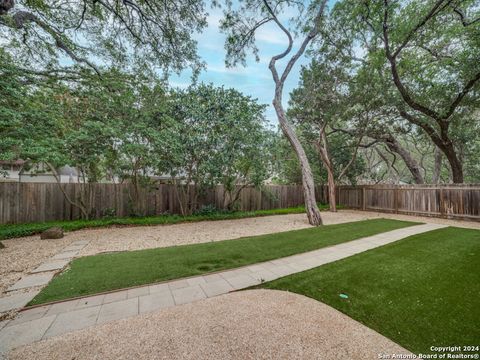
265,264,297,277
76,294,105,309
45,299,80,316
62,245,86,252
97,298,138,324
0,291,40,313
103,290,128,304
200,279,234,297
168,279,189,290
30,259,70,274
44,306,101,339
6,306,50,327
186,276,206,287
4,239,91,299
222,274,260,290
149,283,169,294
127,287,149,299
0,321,9,331
0,316,56,354
51,251,79,260
249,269,280,282
171,285,206,305
139,291,175,314
71,240,89,246
0,223,446,355
7,273,55,292
203,273,223,283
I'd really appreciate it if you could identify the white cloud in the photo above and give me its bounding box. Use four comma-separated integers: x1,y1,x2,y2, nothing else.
168,80,191,89
256,26,290,45
206,64,271,80
206,12,223,28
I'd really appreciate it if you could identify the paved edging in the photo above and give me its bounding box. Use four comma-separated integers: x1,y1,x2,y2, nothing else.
0,223,446,354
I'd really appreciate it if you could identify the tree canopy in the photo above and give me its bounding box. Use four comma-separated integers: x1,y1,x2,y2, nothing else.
0,0,208,79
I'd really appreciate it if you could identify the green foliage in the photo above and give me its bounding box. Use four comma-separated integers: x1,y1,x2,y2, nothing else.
219,0,324,67
260,226,480,354
193,204,226,216
0,0,207,77
166,84,274,213
325,0,480,182
273,131,366,185
0,50,63,165
283,59,366,185
28,219,416,305
295,0,480,183
1,49,275,216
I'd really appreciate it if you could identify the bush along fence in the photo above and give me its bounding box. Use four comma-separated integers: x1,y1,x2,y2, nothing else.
0,183,479,224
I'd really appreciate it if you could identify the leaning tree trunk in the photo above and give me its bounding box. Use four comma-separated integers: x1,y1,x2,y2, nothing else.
315,138,336,212
384,137,425,184
262,0,328,226
432,146,442,184
441,143,463,183
325,166,336,212
273,97,322,226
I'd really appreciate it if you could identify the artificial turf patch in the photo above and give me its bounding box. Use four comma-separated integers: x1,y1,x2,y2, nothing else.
29,218,417,305
259,226,480,355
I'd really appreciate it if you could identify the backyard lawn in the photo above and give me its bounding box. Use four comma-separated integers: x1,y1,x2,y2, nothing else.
258,226,480,355
29,218,417,305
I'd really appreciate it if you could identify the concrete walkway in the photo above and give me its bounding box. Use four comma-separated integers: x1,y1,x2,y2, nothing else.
0,223,446,355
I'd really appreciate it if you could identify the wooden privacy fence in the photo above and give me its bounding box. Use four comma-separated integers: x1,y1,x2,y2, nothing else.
336,184,480,221
0,183,311,224
0,183,479,224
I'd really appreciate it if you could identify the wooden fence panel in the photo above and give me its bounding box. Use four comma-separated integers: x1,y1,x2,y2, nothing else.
0,183,479,224
336,184,480,221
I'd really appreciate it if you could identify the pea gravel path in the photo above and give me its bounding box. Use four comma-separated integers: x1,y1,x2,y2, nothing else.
7,290,412,360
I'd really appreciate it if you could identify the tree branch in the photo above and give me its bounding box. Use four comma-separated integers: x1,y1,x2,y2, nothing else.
5,10,102,76
451,4,480,26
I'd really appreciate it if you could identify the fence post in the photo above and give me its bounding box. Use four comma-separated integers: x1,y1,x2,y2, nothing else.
394,187,399,214
362,187,366,211
439,187,445,218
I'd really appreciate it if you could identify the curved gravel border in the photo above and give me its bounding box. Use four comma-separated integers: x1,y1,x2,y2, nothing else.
8,289,412,360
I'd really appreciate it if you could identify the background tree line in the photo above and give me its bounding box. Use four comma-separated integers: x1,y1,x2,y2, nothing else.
1,51,274,217
1,0,479,224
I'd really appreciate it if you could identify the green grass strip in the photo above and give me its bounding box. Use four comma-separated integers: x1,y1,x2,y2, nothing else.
29,218,417,305
0,204,337,240
259,226,480,355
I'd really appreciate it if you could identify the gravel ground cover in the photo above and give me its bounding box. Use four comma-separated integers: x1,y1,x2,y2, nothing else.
8,290,412,360
0,237,70,295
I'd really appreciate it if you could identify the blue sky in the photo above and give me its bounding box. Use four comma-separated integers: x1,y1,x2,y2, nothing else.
169,5,313,125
